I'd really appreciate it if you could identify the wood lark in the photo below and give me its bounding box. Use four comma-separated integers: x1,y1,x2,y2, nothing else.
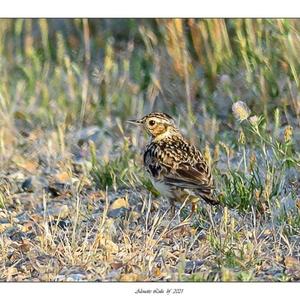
128,112,219,216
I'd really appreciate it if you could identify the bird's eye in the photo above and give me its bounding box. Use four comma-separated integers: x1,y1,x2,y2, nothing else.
149,120,156,126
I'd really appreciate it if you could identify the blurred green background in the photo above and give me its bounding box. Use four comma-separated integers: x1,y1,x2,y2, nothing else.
0,19,299,130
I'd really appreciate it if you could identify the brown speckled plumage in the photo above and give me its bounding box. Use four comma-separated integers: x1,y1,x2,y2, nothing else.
128,112,218,215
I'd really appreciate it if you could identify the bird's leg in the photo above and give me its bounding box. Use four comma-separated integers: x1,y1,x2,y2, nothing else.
192,202,197,214
169,199,176,219
186,201,197,220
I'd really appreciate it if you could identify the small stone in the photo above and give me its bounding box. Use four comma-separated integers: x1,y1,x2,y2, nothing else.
15,212,31,223
184,260,204,274
9,228,26,242
107,207,128,219
46,182,71,197
48,219,72,230
21,178,34,192
110,197,129,210
54,172,71,183
55,267,87,282
108,197,129,218
66,273,86,281
47,205,70,218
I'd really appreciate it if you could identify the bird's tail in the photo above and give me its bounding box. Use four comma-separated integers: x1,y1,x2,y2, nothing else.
198,192,220,206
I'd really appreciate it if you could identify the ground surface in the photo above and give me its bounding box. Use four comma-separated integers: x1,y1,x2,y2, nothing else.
0,19,299,281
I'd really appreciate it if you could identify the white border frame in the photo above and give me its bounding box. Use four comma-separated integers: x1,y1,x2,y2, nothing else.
0,0,300,17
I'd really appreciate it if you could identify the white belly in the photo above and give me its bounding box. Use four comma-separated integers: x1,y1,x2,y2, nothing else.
150,177,199,204
150,178,173,198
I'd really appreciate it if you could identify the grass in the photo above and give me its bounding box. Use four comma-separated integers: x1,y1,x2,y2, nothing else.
0,19,299,282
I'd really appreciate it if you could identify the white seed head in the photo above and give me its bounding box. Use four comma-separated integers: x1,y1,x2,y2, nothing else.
232,101,251,122
249,115,259,126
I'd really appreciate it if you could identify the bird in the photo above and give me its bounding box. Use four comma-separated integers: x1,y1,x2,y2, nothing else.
128,112,219,217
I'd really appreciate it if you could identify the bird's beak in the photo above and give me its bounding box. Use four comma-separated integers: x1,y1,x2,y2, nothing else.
126,119,143,125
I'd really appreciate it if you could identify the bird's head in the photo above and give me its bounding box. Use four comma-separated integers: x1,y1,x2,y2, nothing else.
127,112,179,139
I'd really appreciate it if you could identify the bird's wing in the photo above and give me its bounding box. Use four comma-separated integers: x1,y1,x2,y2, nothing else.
144,141,213,191
164,161,213,191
